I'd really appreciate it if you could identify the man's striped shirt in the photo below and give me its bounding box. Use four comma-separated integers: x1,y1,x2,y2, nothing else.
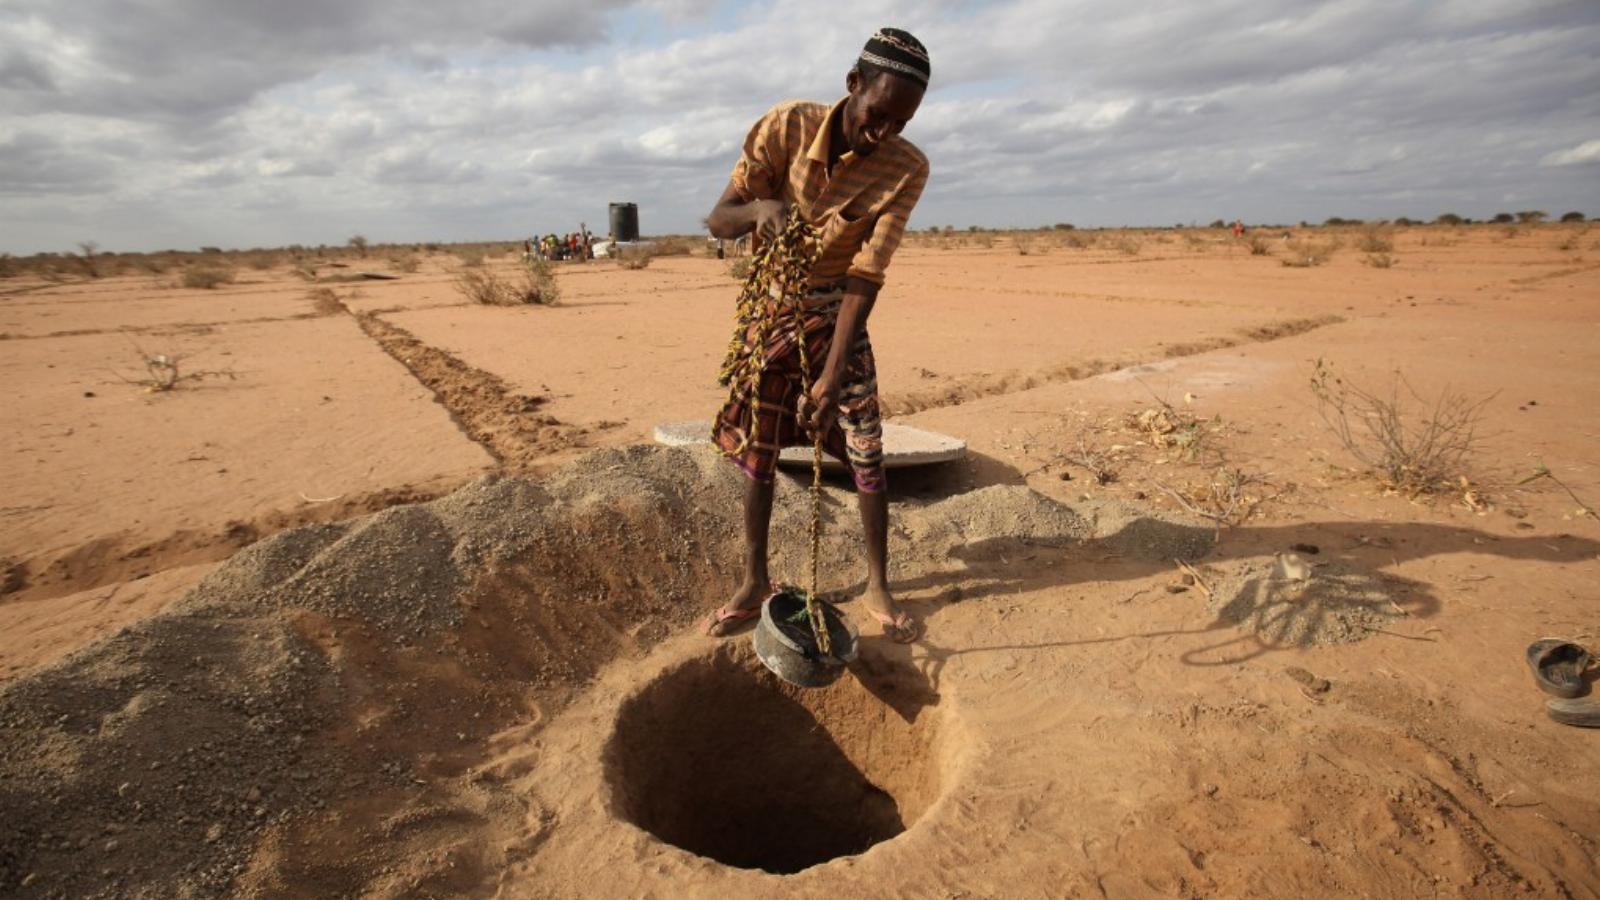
729,98,928,287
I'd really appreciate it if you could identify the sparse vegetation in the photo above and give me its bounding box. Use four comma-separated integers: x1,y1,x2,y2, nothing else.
1364,252,1395,269
1355,226,1393,253
76,242,102,278
348,235,369,257
118,344,237,393
1310,358,1492,498
182,265,235,289
1560,211,1586,223
1247,234,1271,256
1110,234,1141,255
453,259,559,306
456,250,485,268
728,257,752,280
1281,240,1336,267
1156,464,1275,531
1515,210,1547,224
388,253,420,273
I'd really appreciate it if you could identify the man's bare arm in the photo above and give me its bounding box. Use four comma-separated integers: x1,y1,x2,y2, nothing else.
706,181,788,240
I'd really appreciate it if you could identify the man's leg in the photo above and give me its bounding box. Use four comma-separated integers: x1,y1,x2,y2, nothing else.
708,476,775,636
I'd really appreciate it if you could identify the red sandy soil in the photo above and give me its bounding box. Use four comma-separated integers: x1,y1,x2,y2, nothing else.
2,225,1598,897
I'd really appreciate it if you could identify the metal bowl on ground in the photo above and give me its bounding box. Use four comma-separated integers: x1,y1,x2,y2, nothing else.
752,587,859,688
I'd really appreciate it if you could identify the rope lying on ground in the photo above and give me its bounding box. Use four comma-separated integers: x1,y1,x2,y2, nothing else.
713,213,833,655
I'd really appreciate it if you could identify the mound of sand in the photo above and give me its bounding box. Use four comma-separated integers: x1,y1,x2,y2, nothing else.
0,444,1144,896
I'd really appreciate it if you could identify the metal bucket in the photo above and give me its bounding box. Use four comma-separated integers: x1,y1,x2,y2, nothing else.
752,587,859,688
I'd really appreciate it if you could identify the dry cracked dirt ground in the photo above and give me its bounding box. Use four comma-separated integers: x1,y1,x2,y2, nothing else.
2,226,1598,898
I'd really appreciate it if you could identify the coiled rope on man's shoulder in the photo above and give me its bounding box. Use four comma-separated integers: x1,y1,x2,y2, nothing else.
713,213,833,656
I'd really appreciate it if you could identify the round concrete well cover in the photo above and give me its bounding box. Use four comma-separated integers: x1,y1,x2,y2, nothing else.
652,420,966,470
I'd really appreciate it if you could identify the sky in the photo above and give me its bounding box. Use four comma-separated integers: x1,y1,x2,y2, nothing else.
2,0,1597,254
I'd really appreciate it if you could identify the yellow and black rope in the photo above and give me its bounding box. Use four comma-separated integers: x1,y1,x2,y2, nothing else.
713,213,833,656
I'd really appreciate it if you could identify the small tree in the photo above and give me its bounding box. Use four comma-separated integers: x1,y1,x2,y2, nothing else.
1491,212,1514,224
1515,210,1548,224
1435,213,1464,226
76,241,101,278
1559,211,1585,222
348,235,369,257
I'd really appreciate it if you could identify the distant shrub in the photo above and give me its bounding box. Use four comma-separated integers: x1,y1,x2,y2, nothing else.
1208,219,1227,229
1364,252,1395,269
1355,226,1393,253
1435,213,1464,226
183,266,235,289
388,253,420,273
1516,210,1547,224
729,257,752,280
1110,234,1141,255
649,236,696,257
1281,240,1335,267
1491,213,1514,224
454,260,558,305
1324,216,1362,227
456,250,484,268
1247,234,1271,255
1560,211,1585,223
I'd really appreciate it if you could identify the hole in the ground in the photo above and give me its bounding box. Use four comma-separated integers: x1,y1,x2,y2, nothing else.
605,645,950,874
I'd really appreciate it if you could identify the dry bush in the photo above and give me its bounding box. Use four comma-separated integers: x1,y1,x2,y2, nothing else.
1310,359,1491,498
614,244,658,269
728,257,752,280
454,260,559,306
0,253,13,278
1246,234,1271,256
118,344,237,393
1109,233,1141,255
1126,399,1220,462
1014,235,1040,255
1355,227,1392,253
1060,431,1118,485
1156,464,1276,531
1364,252,1395,269
650,236,696,257
136,254,177,275
456,250,485,268
306,288,344,316
388,253,420,273
1058,231,1097,250
182,265,235,289
1281,240,1335,267
970,232,995,249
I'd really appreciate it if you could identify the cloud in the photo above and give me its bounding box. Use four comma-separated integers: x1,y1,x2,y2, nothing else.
2,0,1598,252
1541,139,1600,166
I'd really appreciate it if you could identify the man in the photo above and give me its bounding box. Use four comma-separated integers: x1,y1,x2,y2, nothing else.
704,27,930,643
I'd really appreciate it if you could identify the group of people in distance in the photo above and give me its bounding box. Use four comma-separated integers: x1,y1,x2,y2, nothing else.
524,230,592,262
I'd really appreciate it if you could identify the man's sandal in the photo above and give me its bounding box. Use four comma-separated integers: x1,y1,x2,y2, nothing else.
870,609,922,644
703,590,780,638
703,603,760,637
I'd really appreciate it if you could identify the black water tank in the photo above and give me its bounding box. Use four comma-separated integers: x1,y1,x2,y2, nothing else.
609,202,639,242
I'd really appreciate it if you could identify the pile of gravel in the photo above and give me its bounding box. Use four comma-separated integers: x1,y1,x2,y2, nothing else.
0,444,1136,897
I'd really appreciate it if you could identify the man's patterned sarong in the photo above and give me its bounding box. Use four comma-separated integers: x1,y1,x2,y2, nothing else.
713,284,886,492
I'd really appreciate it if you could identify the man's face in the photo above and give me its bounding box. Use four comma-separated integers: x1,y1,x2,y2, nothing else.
842,69,924,157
